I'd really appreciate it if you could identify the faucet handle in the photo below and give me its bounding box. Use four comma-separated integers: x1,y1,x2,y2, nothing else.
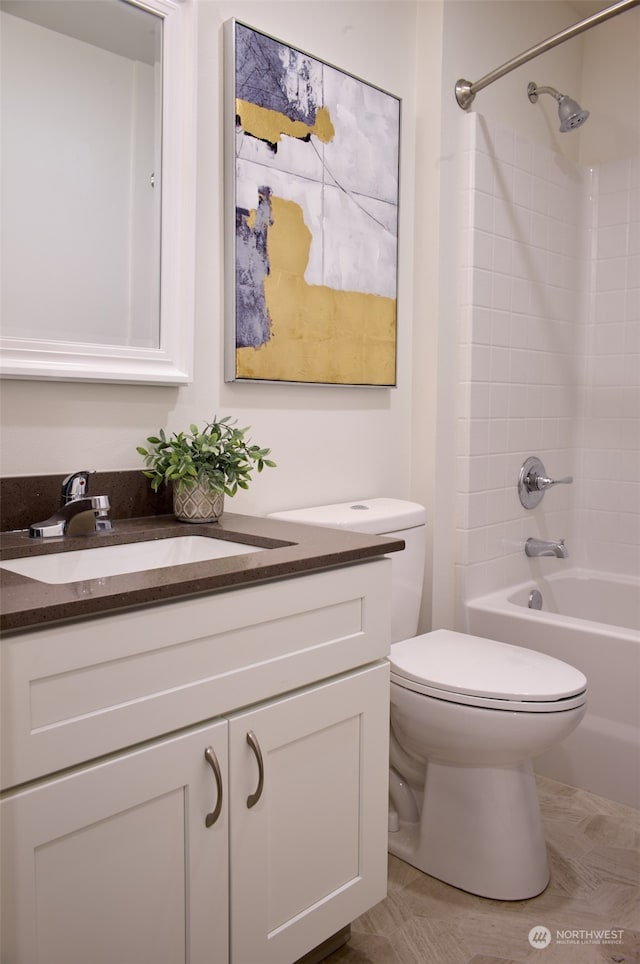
518,456,573,509
91,494,112,531
535,473,573,491
61,470,95,504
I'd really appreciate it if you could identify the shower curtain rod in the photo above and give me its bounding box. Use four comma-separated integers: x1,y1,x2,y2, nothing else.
455,0,640,109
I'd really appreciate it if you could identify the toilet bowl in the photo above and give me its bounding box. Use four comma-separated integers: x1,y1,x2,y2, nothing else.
268,499,588,901
388,629,586,899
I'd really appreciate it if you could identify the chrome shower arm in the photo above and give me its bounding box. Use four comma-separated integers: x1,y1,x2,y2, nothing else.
528,84,562,102
455,0,639,110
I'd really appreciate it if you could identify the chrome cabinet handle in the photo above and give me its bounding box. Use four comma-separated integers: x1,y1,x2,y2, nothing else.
246,730,264,809
204,746,223,827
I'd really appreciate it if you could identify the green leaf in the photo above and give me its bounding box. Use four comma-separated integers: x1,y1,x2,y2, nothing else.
136,416,276,497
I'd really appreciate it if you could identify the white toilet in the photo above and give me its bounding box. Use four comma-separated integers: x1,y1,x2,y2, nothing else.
269,499,587,900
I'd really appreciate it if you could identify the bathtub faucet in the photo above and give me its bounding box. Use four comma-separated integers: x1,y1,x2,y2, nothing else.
525,537,568,559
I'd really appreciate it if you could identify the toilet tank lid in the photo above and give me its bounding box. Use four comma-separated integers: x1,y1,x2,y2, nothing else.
268,498,426,534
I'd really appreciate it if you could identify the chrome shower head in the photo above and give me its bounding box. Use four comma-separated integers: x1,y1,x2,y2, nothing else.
557,94,590,132
527,82,590,132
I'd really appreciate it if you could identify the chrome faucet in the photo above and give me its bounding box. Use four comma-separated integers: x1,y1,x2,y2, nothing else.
525,537,568,559
29,471,112,538
29,498,101,538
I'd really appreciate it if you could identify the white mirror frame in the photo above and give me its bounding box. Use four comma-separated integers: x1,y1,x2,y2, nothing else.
0,0,196,385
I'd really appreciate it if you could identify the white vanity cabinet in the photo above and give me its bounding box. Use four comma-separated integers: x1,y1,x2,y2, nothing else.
1,720,231,964
1,560,391,964
228,664,389,964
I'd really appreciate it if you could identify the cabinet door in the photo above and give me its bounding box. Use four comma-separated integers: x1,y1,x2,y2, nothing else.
1,721,229,964
228,662,389,964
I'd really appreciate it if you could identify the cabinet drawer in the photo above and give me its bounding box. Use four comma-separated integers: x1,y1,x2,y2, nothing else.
1,560,391,789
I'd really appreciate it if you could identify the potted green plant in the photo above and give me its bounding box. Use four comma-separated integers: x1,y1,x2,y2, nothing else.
137,416,276,522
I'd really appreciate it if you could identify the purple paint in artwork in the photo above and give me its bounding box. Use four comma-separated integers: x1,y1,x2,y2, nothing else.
235,23,318,125
235,187,273,348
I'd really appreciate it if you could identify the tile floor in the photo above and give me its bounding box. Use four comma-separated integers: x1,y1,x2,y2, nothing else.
325,776,640,964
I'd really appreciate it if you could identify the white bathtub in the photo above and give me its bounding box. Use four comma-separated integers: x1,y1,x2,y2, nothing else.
465,569,640,809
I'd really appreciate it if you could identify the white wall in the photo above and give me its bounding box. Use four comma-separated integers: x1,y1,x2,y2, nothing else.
577,7,640,575
577,156,640,575
0,2,425,526
579,7,640,165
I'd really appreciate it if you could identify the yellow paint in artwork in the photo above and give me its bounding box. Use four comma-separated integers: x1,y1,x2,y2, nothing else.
236,197,396,385
236,99,335,146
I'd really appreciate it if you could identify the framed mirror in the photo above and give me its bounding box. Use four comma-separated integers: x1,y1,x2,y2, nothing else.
0,0,195,384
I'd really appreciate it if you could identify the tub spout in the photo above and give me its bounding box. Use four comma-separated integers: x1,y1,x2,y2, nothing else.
525,537,568,559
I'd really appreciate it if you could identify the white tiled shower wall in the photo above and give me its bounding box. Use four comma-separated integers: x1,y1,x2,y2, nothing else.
456,114,639,607
579,158,640,575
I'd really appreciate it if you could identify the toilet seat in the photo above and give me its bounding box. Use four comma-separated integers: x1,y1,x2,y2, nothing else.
390,629,587,713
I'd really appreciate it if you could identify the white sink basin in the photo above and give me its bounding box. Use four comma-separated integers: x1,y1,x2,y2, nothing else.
0,536,264,584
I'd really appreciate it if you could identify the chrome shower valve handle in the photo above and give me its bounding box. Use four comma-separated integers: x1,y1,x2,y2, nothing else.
534,472,574,492
518,456,573,509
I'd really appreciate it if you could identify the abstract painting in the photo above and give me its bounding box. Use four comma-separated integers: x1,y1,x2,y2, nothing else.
224,20,400,386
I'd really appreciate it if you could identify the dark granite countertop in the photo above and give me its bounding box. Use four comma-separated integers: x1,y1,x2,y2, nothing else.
0,512,403,634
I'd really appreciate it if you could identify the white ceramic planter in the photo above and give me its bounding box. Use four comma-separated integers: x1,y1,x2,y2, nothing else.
173,483,224,523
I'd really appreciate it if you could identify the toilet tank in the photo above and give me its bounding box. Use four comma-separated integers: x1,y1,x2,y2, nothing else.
269,498,427,643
